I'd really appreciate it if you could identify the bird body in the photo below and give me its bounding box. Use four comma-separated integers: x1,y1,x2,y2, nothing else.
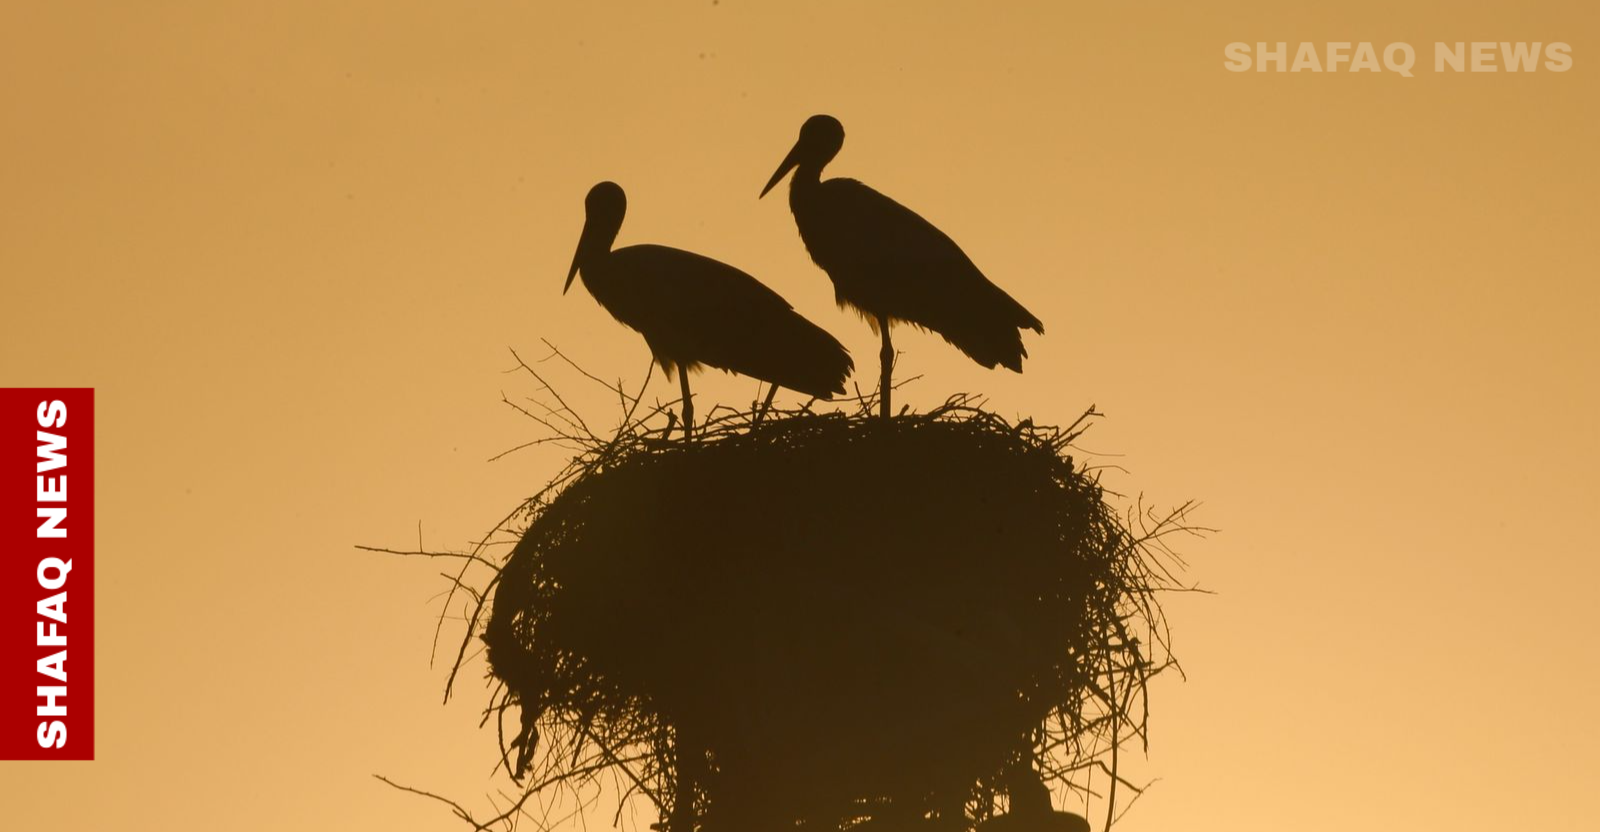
762,115,1043,375
581,243,852,399
565,182,853,432
790,175,1043,372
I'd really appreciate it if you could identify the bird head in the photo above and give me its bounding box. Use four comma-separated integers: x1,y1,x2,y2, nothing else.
760,114,845,198
567,181,627,294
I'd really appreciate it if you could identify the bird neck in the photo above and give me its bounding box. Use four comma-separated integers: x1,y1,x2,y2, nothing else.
789,159,826,209
574,222,620,278
793,158,825,189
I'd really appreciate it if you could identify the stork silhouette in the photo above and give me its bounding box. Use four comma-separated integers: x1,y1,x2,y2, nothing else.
566,181,853,436
760,115,1043,417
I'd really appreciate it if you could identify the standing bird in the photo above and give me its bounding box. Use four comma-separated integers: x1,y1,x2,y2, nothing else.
565,181,853,436
760,115,1044,417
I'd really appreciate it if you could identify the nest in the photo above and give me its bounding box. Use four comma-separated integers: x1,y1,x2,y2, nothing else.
447,360,1193,832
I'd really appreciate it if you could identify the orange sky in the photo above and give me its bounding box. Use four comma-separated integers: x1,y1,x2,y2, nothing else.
1,2,1596,830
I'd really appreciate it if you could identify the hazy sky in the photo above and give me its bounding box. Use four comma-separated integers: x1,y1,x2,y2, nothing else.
2,1,1596,830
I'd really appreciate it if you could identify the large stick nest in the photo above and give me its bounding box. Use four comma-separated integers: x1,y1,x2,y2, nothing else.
380,350,1197,832
454,353,1193,832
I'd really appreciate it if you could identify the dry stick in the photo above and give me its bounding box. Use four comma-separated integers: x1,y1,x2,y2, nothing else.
507,352,596,443
583,360,658,472
524,392,591,441
374,775,491,830
356,544,501,572
436,570,485,606
499,393,591,452
378,742,657,832
620,361,654,430
508,347,598,444
1109,642,1147,829
578,723,663,821
517,345,595,439
487,434,574,463
359,521,514,690
1102,645,1118,832
541,338,635,403
1107,779,1158,827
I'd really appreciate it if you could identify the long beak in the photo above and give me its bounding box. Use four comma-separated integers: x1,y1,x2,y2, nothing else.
759,143,802,199
564,236,581,295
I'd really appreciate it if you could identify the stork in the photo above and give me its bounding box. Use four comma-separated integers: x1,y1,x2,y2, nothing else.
565,181,853,436
760,115,1044,417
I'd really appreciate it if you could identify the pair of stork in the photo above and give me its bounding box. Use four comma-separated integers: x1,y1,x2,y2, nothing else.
564,115,1044,434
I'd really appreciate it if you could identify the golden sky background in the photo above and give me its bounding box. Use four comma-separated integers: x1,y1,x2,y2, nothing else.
2,1,1596,829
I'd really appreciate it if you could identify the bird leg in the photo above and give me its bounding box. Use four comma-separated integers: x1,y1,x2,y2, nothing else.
878,315,893,419
754,383,779,426
679,370,695,439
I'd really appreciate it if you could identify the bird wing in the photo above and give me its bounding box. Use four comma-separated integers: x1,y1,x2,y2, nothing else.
605,245,853,397
801,179,1043,371
810,179,974,287
813,178,1043,333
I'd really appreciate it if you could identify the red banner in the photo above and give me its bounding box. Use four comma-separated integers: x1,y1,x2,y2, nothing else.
0,389,93,760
